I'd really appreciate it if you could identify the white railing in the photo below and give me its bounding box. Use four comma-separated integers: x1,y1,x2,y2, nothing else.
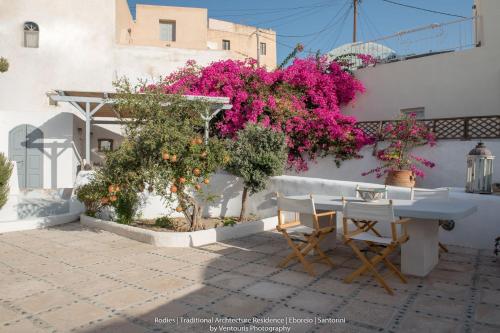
347,16,479,64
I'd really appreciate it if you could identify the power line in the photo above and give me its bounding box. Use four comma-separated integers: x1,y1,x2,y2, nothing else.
326,5,353,51
250,4,331,27
380,0,466,19
303,1,352,52
210,1,332,14
359,5,383,39
258,0,351,38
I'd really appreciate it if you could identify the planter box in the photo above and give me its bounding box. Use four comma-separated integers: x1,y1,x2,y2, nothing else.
80,214,278,247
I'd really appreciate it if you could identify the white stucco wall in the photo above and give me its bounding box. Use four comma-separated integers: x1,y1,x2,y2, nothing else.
291,140,500,189
0,0,235,188
344,0,500,121
133,174,498,249
0,110,75,188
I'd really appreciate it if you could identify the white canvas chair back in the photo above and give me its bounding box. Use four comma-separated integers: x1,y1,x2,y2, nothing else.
355,185,388,199
277,196,316,215
410,188,449,200
343,201,395,225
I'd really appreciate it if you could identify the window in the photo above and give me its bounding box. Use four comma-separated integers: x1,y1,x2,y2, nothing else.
259,42,267,55
159,20,176,42
222,39,231,50
24,21,39,48
98,139,113,152
400,107,425,119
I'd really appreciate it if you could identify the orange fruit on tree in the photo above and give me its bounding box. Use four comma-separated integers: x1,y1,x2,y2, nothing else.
110,195,118,202
101,197,109,204
200,151,208,159
170,155,177,162
203,178,210,185
108,185,115,193
162,152,170,160
178,177,186,184
195,137,203,145
176,206,183,212
114,185,120,192
170,185,178,193
190,138,197,145
193,168,201,176
194,184,202,191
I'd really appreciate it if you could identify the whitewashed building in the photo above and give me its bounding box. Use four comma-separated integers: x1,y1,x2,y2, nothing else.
0,0,275,190
304,0,500,190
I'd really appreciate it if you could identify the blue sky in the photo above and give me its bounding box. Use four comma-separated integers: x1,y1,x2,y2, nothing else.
127,0,473,62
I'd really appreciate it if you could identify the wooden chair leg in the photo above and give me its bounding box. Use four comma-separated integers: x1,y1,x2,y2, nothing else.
280,232,315,276
345,241,394,295
313,241,335,267
353,220,383,237
378,245,407,283
279,242,305,268
383,257,407,283
439,242,449,253
295,250,316,276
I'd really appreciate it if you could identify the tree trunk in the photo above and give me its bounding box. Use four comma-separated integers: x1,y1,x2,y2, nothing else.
191,204,203,231
239,187,249,221
178,191,204,231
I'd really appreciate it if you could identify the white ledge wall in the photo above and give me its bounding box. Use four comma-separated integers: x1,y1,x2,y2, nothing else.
80,214,277,247
137,173,497,250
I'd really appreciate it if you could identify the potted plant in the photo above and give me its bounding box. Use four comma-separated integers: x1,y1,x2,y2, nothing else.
363,113,436,187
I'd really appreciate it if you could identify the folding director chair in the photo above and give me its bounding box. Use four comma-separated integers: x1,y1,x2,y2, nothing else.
276,193,336,276
410,187,450,253
352,184,388,237
342,199,410,295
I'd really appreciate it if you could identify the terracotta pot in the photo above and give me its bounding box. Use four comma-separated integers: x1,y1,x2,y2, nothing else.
384,170,416,188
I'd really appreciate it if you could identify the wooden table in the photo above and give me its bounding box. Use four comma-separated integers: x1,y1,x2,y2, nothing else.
288,195,478,277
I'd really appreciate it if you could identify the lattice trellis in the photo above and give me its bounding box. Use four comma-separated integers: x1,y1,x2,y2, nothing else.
468,116,500,139
432,118,464,139
356,115,500,140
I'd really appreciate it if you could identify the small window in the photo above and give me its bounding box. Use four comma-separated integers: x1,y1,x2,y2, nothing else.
159,20,176,42
24,21,39,48
401,107,425,119
222,39,231,50
98,139,113,152
259,42,267,55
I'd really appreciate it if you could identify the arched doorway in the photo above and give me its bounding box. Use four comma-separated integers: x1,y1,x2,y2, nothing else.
8,124,44,188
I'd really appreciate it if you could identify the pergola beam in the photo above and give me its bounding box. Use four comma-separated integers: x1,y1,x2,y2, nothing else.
48,91,230,105
47,90,232,166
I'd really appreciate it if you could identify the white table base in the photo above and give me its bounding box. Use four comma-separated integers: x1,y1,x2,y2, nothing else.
401,218,439,277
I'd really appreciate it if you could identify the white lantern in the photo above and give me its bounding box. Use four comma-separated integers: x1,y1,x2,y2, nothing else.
466,142,495,194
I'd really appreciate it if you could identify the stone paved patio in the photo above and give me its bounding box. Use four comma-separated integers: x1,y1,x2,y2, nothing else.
0,222,499,333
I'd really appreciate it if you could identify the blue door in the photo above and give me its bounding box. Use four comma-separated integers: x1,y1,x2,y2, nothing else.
9,124,44,188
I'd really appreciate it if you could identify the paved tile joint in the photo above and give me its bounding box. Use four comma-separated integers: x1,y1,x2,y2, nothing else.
0,222,499,332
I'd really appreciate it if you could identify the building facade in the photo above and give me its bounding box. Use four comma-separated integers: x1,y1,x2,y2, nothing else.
0,0,276,190
116,2,276,68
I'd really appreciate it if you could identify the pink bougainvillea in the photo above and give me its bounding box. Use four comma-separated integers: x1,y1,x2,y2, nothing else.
363,113,436,178
156,57,370,171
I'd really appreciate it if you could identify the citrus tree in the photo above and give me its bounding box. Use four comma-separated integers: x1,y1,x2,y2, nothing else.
227,124,287,220
104,80,228,230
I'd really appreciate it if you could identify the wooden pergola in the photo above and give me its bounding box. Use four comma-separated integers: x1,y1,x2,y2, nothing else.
47,90,232,164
